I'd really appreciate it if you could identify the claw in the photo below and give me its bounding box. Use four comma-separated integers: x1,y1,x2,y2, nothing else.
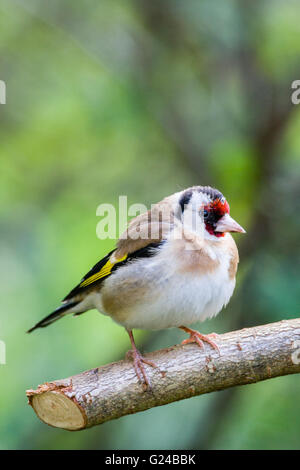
131,349,159,390
126,329,163,390
180,326,220,354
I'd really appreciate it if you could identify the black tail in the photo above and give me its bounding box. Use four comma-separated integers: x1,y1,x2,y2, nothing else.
27,301,79,333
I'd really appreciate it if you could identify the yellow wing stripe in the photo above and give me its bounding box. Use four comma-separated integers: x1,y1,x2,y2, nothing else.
79,254,127,288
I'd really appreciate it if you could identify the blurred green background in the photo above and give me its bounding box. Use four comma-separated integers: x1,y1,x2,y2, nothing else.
1,0,300,450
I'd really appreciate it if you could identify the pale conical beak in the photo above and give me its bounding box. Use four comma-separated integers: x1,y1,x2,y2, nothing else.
215,213,246,233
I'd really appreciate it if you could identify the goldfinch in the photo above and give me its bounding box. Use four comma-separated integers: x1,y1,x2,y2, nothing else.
28,186,245,389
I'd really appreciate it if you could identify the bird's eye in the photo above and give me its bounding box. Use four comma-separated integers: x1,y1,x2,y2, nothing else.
203,209,209,219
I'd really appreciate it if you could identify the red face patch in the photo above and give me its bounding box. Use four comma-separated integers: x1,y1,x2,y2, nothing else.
203,198,230,237
211,198,230,216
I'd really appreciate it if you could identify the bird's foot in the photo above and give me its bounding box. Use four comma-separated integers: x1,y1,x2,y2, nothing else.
127,348,160,391
126,329,166,390
180,326,220,354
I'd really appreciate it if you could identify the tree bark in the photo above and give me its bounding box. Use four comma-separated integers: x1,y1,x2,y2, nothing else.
26,318,300,431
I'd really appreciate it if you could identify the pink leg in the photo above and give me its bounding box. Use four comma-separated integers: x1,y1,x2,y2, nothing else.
126,329,161,390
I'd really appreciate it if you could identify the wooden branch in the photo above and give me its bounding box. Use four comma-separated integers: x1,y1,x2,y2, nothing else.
26,319,300,431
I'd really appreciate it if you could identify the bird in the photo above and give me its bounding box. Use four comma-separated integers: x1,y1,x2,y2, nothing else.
28,186,245,389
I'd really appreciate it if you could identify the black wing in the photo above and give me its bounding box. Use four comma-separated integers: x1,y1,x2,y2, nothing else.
63,242,163,301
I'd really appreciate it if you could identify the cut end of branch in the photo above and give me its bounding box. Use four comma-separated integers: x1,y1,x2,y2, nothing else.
26,319,300,431
27,388,86,431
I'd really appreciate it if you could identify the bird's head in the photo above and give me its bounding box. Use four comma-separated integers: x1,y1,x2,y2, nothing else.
178,186,246,240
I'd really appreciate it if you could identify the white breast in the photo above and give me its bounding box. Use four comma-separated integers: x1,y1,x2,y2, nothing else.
94,235,237,331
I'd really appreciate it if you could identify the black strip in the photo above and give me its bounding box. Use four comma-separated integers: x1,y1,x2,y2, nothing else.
179,189,193,213
113,242,164,268
62,250,114,301
198,185,224,201
63,242,164,301
27,301,79,333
